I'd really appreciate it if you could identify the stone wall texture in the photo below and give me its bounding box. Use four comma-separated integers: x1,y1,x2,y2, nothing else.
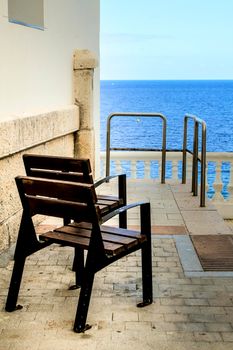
0,105,79,252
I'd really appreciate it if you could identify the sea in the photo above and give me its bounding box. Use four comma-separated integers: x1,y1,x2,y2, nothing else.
100,80,233,152
100,80,233,196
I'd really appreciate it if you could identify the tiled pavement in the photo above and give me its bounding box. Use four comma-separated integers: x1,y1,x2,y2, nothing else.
101,179,231,235
1,179,233,349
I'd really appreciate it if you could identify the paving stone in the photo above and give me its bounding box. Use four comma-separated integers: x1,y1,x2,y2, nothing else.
205,323,233,332
27,303,54,312
166,331,195,342
110,330,168,350
152,321,206,332
164,314,189,322
184,298,209,306
160,298,185,306
199,306,226,314
174,306,201,314
0,346,10,350
112,311,139,322
125,321,152,330
193,331,222,342
138,311,164,322
215,314,233,323
208,298,233,306
189,313,216,323
1,181,233,348
221,332,233,342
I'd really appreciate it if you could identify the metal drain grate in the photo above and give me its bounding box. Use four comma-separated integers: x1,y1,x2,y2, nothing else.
191,235,233,271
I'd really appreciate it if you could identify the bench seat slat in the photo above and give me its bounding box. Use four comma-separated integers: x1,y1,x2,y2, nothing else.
40,231,91,249
54,225,140,248
97,205,109,214
101,225,145,241
71,222,145,241
97,195,119,201
96,199,121,207
97,200,121,214
39,231,125,256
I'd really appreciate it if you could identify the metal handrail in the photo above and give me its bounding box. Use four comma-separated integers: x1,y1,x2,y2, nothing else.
106,112,167,184
182,114,207,207
105,112,206,207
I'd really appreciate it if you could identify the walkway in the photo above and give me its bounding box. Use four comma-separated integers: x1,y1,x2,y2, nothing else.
99,179,233,277
103,179,230,232
1,179,233,349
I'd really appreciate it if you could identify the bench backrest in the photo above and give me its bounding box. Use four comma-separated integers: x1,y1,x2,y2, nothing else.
23,154,93,184
16,176,100,223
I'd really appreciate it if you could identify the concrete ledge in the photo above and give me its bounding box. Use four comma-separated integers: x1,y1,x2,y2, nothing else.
0,105,79,159
175,235,203,272
0,106,79,252
173,235,233,277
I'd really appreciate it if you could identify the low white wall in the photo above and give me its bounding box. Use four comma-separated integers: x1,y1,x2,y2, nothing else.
100,151,233,219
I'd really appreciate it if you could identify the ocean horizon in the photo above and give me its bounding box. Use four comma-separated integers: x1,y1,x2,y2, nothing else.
100,79,233,153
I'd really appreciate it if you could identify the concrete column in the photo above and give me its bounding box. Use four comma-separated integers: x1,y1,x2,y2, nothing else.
73,49,98,173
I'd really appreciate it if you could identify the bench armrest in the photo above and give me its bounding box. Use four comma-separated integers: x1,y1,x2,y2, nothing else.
101,201,147,222
94,173,126,188
95,174,127,209
101,201,151,239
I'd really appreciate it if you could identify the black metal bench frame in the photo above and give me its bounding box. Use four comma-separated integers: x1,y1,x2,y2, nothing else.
23,154,128,289
5,176,153,333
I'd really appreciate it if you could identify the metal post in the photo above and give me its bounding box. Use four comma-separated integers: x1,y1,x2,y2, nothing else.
193,121,199,196
182,116,188,184
106,115,112,178
191,120,196,193
200,121,207,207
184,114,198,194
161,116,167,184
183,115,207,206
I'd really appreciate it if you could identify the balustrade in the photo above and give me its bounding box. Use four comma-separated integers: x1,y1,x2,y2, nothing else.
100,151,233,216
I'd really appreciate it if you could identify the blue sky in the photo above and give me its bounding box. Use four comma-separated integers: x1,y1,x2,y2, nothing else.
100,0,233,80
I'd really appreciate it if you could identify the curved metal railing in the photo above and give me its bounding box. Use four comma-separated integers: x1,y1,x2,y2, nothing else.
182,114,207,207
106,112,167,184
105,112,206,207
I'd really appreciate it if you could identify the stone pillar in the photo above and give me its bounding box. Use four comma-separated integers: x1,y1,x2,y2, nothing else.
73,49,98,173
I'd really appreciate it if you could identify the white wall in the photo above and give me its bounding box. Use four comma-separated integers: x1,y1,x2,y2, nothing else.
0,0,100,119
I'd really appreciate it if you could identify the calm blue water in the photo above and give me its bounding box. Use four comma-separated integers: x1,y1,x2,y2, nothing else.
100,80,233,152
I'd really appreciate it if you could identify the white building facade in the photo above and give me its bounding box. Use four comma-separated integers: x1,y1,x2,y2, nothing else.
0,0,100,252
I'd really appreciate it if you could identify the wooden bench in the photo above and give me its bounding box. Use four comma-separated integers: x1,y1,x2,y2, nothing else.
5,176,153,333
23,154,127,288
23,154,127,227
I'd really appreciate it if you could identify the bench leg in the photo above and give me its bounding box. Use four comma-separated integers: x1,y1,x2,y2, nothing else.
119,211,127,229
70,247,84,290
137,242,153,307
119,174,127,228
5,256,26,312
73,269,95,333
137,202,153,307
